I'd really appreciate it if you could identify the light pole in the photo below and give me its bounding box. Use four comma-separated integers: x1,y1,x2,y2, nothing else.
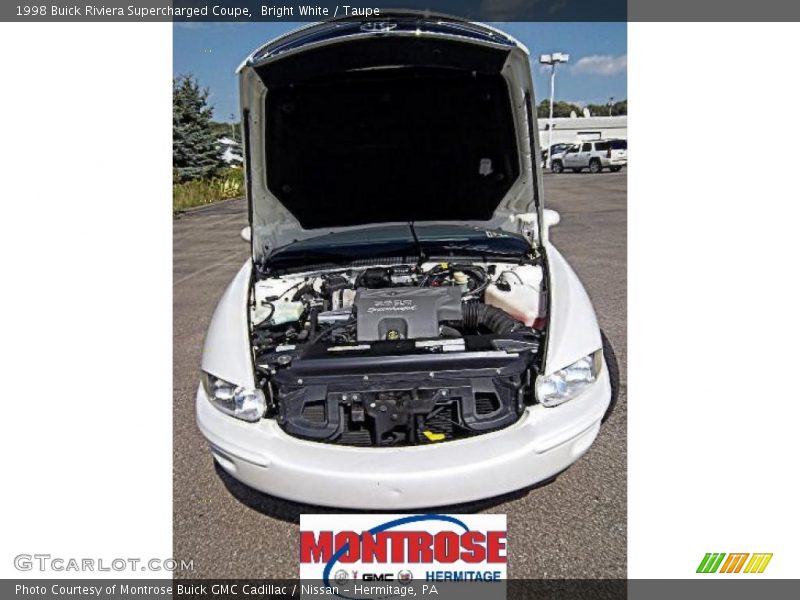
539,52,569,168
608,97,614,116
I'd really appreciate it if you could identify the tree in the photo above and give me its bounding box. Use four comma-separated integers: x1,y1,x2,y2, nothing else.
173,74,223,182
586,100,627,116
537,99,585,119
539,99,629,119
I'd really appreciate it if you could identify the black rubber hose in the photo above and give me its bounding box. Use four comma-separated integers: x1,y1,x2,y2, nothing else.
461,301,523,335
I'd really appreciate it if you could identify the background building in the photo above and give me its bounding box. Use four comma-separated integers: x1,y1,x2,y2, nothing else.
539,115,627,147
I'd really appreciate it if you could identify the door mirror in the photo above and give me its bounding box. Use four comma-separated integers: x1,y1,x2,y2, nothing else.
542,209,560,244
240,226,251,243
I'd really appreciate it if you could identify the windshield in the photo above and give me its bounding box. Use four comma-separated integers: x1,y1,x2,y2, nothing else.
266,224,532,269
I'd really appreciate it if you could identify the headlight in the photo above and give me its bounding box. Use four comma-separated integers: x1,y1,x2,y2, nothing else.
535,350,602,407
202,373,266,422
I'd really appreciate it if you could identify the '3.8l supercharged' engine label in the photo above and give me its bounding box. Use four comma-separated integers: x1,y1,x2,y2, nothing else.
354,288,462,341
299,514,506,598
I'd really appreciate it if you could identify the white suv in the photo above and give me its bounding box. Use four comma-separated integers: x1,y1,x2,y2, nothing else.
551,139,627,174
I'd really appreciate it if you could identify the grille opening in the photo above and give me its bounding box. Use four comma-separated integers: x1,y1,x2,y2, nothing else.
301,401,326,423
339,428,373,447
282,381,525,447
475,392,501,415
417,402,459,442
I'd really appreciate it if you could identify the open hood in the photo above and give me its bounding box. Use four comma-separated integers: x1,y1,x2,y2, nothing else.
238,14,544,261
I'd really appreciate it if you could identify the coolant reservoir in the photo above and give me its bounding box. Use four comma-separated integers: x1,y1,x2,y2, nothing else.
251,277,305,326
270,301,305,326
484,265,544,328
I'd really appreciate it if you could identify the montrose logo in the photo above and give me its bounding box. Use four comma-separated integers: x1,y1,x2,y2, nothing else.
696,553,773,574
299,514,507,589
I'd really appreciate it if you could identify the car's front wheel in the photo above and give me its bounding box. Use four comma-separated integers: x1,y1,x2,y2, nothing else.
551,160,563,174
589,159,602,174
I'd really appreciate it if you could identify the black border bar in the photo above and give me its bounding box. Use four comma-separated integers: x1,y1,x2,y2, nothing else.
5,1,800,22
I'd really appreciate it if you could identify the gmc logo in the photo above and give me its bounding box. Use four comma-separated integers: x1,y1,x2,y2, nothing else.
363,573,394,581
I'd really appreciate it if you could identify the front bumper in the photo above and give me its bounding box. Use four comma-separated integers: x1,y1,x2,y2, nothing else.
196,362,611,509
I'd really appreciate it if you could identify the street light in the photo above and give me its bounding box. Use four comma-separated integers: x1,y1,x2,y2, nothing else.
539,52,569,168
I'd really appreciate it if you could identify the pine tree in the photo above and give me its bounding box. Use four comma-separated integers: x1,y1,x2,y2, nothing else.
173,74,223,182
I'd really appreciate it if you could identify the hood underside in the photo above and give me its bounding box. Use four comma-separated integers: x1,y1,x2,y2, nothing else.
266,65,518,229
239,16,543,260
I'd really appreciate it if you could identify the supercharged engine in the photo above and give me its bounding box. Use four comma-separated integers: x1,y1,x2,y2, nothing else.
249,262,546,446
354,287,462,341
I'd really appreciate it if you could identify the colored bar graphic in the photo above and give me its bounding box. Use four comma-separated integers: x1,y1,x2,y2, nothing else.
733,553,749,573
719,554,734,573
696,553,712,573
757,554,773,573
744,554,759,573
719,555,733,572
744,553,773,573
701,552,772,574
709,553,726,573
697,553,726,573
719,553,749,573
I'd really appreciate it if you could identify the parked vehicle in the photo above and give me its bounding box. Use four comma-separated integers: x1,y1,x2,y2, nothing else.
541,142,577,167
196,14,617,509
551,139,627,173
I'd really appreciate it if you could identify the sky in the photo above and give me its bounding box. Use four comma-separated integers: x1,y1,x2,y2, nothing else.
173,21,627,123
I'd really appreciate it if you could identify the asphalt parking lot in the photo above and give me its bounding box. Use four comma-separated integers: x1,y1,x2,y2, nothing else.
173,171,627,578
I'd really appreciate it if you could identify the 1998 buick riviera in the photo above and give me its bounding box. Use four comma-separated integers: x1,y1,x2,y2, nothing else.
196,15,618,508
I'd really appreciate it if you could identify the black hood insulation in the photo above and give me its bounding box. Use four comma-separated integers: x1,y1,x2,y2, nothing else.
259,38,520,230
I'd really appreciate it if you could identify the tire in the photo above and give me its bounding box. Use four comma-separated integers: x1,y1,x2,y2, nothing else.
589,159,602,174
601,330,620,423
551,160,563,174
571,168,582,173
609,166,622,172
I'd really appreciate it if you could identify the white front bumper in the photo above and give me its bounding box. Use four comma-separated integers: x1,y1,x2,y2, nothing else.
196,364,611,509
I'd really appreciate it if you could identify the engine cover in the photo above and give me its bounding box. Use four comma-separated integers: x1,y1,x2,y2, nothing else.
354,287,462,341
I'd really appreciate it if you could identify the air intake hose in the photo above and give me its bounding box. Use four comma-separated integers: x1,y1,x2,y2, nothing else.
462,301,524,335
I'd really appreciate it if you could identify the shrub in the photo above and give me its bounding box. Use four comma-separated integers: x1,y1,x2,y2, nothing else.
173,167,244,213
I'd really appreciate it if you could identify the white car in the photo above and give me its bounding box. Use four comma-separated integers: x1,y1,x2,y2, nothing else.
551,139,627,173
196,15,617,509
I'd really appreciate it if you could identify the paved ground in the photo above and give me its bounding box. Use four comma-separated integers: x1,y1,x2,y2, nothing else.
173,171,627,578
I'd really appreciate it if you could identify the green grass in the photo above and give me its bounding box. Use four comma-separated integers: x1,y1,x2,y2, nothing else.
173,167,244,213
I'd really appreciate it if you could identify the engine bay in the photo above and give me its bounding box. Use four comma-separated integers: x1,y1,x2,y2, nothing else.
249,261,547,446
